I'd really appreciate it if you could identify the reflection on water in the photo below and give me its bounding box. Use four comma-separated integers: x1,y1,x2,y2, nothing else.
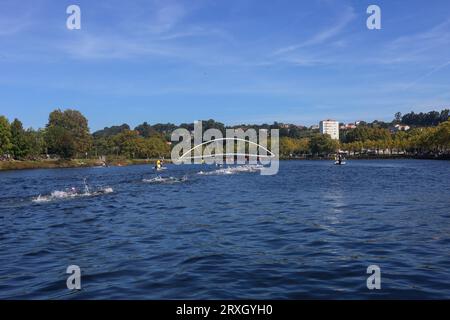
0,160,450,299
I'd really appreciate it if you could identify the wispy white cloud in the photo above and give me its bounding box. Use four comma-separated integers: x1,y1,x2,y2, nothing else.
60,33,181,60
0,2,34,36
378,19,450,65
389,19,450,50
54,1,236,64
146,2,187,34
273,5,356,56
402,60,450,90
0,18,31,36
158,26,233,42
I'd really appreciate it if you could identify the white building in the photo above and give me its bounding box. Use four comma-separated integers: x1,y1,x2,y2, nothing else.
319,119,339,140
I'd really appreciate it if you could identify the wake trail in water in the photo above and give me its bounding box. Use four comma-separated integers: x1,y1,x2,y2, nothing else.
197,164,264,176
33,187,113,203
32,179,113,203
142,175,188,184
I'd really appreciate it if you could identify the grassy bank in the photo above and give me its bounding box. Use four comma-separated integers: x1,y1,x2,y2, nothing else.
0,158,170,171
0,159,104,171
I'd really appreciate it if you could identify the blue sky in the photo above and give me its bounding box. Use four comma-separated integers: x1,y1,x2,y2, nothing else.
0,0,450,131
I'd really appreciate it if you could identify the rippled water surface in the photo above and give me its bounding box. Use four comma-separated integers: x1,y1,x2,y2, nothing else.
1,160,449,299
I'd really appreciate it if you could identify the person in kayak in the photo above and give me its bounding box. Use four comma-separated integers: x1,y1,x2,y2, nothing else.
155,159,162,170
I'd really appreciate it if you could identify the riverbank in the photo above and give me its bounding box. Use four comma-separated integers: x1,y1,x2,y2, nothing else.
0,158,167,171
1,155,448,171
281,154,450,160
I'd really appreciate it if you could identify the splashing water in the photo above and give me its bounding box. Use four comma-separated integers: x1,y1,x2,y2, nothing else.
143,175,188,184
198,165,264,176
32,183,113,203
83,178,90,194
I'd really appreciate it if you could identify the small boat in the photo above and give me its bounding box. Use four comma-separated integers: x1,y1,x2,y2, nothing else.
334,152,347,165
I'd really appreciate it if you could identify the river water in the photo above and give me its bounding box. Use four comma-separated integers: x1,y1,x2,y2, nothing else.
0,160,449,299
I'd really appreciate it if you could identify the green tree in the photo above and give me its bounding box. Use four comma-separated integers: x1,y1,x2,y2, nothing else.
343,141,363,155
434,120,450,151
0,116,12,156
24,129,46,158
280,137,298,156
93,124,130,138
112,129,141,158
135,122,158,138
45,109,92,158
10,119,28,159
93,136,115,156
280,137,310,156
310,134,339,155
296,138,310,155
141,137,170,158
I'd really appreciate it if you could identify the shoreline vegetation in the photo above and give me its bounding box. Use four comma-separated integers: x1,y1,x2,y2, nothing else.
1,155,449,172
1,108,449,171
0,158,167,171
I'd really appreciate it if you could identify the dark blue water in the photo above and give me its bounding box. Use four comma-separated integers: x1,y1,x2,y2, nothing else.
0,160,449,299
